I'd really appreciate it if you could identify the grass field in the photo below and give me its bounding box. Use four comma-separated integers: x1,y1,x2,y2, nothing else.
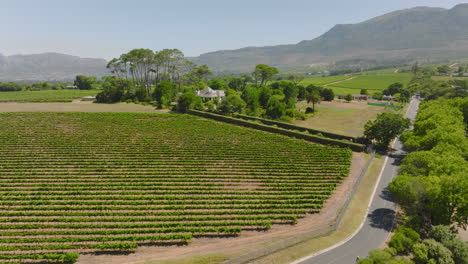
295,101,401,137
0,112,352,263
327,73,413,95
0,90,99,102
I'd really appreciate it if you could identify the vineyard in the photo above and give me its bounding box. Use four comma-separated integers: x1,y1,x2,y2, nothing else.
0,113,352,263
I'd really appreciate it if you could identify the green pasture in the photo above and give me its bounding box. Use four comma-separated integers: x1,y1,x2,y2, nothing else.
0,90,99,102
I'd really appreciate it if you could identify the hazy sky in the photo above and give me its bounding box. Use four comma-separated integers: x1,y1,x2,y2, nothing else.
0,0,466,59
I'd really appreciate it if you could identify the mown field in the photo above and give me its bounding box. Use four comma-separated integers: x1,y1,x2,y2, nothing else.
0,113,352,263
0,90,99,102
294,101,396,137
327,73,413,95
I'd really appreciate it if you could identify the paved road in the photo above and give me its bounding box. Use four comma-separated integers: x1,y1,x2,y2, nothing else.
297,98,420,264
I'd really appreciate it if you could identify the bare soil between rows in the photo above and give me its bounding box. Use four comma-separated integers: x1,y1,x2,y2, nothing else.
76,153,367,264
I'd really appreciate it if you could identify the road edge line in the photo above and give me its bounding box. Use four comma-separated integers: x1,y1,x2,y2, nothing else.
290,145,395,264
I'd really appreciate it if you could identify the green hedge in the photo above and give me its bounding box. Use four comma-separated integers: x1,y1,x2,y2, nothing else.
188,110,366,152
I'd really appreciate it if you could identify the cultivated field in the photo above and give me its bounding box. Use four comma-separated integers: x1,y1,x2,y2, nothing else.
0,113,352,263
327,73,413,95
0,90,99,102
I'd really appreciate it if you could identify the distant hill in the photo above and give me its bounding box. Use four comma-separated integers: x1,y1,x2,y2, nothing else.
0,53,108,82
191,4,468,73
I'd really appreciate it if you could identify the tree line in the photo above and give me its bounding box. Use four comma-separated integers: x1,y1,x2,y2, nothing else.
0,82,75,92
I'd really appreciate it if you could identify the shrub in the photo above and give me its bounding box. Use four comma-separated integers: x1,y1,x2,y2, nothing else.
344,94,353,102
218,95,246,114
206,101,215,112
305,107,314,114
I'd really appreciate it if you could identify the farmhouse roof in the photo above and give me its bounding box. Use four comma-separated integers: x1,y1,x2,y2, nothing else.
196,87,226,98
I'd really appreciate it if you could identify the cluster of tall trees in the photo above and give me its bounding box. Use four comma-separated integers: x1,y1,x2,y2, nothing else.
97,48,212,104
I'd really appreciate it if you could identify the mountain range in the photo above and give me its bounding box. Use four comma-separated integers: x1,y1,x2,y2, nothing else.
0,53,107,82
191,3,468,73
1,4,468,81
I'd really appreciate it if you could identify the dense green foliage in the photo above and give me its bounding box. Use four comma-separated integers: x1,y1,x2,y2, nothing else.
0,112,352,263
153,81,175,108
391,98,468,229
176,91,202,113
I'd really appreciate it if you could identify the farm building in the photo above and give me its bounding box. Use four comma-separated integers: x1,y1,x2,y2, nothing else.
352,94,372,101
81,96,96,101
196,87,226,101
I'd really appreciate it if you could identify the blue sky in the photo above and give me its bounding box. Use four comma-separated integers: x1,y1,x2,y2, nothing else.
0,0,466,59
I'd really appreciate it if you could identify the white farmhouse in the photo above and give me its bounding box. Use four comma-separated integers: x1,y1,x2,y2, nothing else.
196,87,226,101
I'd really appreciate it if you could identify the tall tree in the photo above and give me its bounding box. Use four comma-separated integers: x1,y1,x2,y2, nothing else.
306,90,321,112
253,64,279,87
364,113,410,149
